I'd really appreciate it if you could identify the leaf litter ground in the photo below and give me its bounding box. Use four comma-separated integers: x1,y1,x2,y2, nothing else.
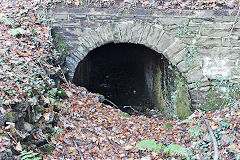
49,84,240,159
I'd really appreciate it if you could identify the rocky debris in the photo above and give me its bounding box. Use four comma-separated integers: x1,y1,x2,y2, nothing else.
0,135,12,160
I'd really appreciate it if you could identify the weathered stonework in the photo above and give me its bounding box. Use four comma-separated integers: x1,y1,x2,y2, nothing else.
48,7,240,109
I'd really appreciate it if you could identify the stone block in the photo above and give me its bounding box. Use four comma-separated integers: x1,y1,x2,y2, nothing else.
139,24,151,44
177,60,190,73
96,23,114,44
84,29,104,48
187,80,210,90
201,22,221,29
200,29,229,38
157,17,189,26
69,14,87,20
197,47,221,57
77,45,88,57
214,16,236,23
171,48,188,65
225,60,236,67
125,21,134,43
195,37,222,48
112,23,122,43
78,38,93,50
156,32,175,53
221,22,240,30
53,8,69,14
131,22,145,44
145,25,164,50
227,52,240,60
54,14,68,20
191,18,205,23
116,21,134,42
184,68,204,83
222,36,240,47
194,10,214,18
163,38,186,59
66,56,78,68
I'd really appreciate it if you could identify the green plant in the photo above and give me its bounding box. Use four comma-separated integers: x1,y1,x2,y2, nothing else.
51,127,64,140
0,15,14,27
10,28,32,36
52,33,70,57
121,112,131,117
135,139,164,153
176,23,192,38
163,143,188,157
135,139,188,157
184,45,200,65
19,150,41,160
199,81,240,112
163,122,173,130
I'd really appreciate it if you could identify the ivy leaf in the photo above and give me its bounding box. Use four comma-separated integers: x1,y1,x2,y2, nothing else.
10,28,32,36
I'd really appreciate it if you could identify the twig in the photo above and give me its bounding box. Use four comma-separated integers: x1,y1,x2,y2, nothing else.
203,118,219,160
6,132,17,144
73,139,84,160
58,65,72,91
128,106,140,114
228,2,240,47
103,98,119,110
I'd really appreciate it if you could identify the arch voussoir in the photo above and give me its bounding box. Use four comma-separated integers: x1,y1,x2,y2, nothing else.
145,25,163,50
112,23,122,43
96,23,114,44
130,22,145,44
78,37,94,51
86,29,105,48
171,48,188,65
156,32,175,53
163,38,187,60
138,24,151,44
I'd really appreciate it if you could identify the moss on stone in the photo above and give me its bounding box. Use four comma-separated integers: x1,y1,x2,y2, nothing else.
152,66,169,116
200,84,240,112
174,75,191,120
39,144,55,154
6,112,18,122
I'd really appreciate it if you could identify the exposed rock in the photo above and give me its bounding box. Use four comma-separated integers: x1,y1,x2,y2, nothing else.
24,122,33,132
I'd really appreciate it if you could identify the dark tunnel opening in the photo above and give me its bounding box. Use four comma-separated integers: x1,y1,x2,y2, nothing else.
73,43,184,115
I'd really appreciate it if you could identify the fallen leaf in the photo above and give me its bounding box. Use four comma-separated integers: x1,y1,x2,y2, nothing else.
14,142,22,152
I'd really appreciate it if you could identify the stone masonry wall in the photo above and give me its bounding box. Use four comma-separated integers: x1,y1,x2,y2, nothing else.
47,7,240,108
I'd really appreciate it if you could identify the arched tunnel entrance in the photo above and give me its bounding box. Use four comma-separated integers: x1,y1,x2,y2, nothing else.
73,43,191,118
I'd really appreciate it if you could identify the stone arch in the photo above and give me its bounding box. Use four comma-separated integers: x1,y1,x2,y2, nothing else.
66,21,204,85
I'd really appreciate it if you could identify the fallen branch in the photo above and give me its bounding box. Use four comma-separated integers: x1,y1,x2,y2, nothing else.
58,65,72,92
203,118,219,160
103,98,119,110
73,139,84,160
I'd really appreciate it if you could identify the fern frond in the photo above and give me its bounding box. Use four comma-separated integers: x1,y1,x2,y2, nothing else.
20,150,42,160
163,144,188,157
135,139,157,152
135,139,165,152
